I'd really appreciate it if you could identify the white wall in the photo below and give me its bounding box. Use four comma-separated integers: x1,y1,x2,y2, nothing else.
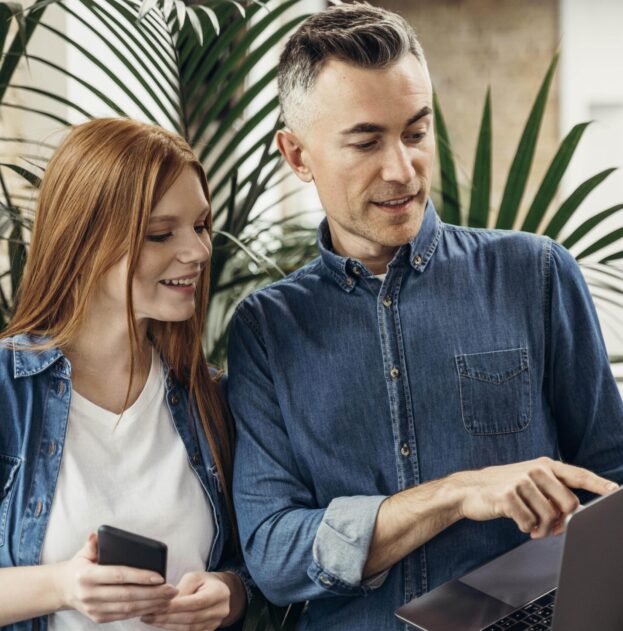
560,0,623,369
559,0,623,251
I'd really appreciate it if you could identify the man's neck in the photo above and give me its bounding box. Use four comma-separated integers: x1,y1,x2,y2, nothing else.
327,224,399,275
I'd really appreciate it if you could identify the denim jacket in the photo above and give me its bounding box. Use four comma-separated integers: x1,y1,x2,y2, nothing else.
0,335,249,631
227,202,623,630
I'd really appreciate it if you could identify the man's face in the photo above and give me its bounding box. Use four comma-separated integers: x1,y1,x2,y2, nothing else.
280,53,435,263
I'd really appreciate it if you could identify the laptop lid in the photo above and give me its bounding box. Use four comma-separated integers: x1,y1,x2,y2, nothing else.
396,485,623,631
553,484,623,630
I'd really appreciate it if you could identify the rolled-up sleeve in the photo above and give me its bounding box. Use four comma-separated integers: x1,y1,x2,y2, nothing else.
228,303,387,606
311,495,389,589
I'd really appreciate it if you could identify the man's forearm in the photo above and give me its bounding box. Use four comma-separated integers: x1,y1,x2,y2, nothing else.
363,476,462,578
363,457,618,579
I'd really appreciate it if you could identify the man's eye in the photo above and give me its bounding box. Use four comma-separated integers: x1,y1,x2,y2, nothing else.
406,131,426,143
147,233,172,243
353,140,377,151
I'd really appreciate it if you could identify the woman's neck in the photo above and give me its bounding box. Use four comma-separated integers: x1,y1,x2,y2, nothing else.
63,303,152,414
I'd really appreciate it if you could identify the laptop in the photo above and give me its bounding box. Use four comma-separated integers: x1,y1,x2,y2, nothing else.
395,484,623,631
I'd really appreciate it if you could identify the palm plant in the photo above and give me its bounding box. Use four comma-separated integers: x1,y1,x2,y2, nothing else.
0,2,316,624
433,55,623,381
0,0,318,365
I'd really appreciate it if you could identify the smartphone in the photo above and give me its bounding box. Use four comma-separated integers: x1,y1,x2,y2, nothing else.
97,525,167,580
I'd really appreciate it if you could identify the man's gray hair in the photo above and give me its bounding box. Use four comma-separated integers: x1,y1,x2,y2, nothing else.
277,2,428,130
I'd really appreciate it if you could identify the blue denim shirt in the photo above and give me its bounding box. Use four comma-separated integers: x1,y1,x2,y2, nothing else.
0,335,248,631
228,202,623,630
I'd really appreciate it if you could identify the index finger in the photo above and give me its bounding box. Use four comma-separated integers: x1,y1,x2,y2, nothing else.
91,564,166,586
553,462,618,496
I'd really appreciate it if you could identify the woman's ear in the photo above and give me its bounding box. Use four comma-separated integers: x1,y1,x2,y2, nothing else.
275,129,313,183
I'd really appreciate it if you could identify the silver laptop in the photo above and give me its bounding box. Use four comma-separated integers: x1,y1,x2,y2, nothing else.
395,484,623,631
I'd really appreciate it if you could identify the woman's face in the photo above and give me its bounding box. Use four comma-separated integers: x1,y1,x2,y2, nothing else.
100,165,212,324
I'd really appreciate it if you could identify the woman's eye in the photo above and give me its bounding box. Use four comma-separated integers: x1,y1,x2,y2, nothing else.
147,233,172,243
194,223,207,234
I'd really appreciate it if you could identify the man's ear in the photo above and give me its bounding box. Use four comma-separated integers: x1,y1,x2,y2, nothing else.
275,129,313,183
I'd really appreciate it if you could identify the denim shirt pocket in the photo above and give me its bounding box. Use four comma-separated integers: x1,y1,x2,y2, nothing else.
0,454,21,547
455,347,531,435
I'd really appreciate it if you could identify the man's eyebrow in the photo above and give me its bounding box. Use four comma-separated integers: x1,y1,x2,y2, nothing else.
405,106,432,127
340,106,433,136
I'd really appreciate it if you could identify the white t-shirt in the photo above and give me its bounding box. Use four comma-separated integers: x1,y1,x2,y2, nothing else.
41,349,215,630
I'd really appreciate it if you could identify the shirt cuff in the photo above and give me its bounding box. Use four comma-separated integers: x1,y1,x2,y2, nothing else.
309,495,387,594
218,561,255,605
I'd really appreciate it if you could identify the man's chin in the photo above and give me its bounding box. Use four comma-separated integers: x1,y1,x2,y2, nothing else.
374,215,425,247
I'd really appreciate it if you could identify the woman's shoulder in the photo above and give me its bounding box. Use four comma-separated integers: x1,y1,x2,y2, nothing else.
0,333,63,380
0,335,18,375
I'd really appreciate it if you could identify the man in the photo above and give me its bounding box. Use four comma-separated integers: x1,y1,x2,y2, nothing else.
227,4,623,629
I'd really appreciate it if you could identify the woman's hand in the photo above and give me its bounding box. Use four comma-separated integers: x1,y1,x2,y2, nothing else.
55,533,178,623
141,571,246,630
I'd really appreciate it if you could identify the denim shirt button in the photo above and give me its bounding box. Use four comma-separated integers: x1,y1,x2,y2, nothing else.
169,393,180,406
319,574,334,587
390,367,400,379
192,453,201,465
413,254,423,266
383,295,392,308
166,374,174,388
34,500,43,518
48,440,57,456
345,277,353,287
56,380,65,396
400,442,411,457
352,265,361,275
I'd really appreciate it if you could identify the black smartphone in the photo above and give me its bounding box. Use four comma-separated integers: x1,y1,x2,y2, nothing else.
97,525,167,580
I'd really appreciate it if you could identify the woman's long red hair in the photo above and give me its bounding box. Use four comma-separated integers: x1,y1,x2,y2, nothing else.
2,118,237,538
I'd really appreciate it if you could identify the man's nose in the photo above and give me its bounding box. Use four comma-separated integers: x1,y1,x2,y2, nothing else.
380,143,416,185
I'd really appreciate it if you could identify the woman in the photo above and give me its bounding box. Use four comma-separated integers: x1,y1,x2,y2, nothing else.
0,118,249,629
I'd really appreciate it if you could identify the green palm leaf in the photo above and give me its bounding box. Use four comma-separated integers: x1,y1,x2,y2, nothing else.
0,3,15,51
0,0,50,102
496,54,558,229
575,228,623,261
561,204,623,251
542,168,617,239
433,91,461,225
191,7,304,151
179,3,254,107
0,163,41,187
467,88,491,228
521,122,590,233
0,170,26,301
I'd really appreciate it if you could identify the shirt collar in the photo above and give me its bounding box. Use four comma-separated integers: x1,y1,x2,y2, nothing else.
316,199,442,291
9,334,177,381
10,333,70,378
